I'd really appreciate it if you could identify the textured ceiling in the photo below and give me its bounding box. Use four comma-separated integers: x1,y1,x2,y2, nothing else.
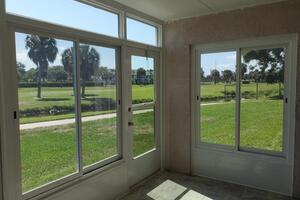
113,0,286,21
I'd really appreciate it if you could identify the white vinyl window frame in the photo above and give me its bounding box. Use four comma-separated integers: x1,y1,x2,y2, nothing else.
126,48,161,159
5,0,123,39
4,0,163,47
125,13,163,47
0,0,163,199
9,26,124,200
191,34,297,160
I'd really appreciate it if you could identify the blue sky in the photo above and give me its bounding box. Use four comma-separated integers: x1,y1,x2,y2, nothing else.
201,51,236,76
9,0,233,73
8,0,157,71
15,33,153,71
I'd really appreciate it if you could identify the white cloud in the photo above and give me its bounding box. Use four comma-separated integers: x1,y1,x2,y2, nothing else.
16,50,64,70
226,55,236,61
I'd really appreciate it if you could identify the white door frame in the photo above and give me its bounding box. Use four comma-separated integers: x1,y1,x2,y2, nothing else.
124,46,161,186
191,34,298,195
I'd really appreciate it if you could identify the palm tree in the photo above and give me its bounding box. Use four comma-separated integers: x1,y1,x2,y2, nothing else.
61,45,100,98
25,35,58,98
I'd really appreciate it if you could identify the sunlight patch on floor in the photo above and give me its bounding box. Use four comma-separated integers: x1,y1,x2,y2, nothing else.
147,179,213,200
147,180,186,200
180,190,213,200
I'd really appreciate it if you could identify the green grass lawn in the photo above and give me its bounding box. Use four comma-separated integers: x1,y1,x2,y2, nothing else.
19,85,154,124
18,82,284,192
18,82,281,124
201,99,283,152
200,82,282,101
18,85,153,110
21,111,154,192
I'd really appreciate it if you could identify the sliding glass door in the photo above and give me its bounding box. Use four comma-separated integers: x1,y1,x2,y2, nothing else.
14,31,121,195
197,47,287,155
192,35,296,195
126,47,161,186
239,47,285,153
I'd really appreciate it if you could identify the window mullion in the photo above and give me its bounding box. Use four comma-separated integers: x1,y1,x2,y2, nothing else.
74,40,83,174
119,11,125,39
235,48,242,151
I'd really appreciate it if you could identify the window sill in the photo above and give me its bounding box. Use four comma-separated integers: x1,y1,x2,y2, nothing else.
24,159,126,200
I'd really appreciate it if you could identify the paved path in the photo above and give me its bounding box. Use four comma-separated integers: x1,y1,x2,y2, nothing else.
20,101,235,130
20,109,152,130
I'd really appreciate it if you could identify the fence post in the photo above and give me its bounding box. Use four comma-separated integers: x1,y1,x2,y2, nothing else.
278,82,281,97
224,84,226,101
256,82,258,100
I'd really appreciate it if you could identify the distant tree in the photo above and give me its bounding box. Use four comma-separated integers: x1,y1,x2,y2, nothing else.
243,48,284,83
23,68,37,82
241,63,247,80
249,69,261,82
210,69,220,84
16,62,26,81
222,69,234,83
136,68,146,84
62,45,100,97
199,67,205,79
47,66,68,82
96,66,116,86
25,35,58,98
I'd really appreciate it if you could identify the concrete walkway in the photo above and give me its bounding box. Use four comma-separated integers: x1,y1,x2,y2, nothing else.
20,101,235,130
20,109,152,130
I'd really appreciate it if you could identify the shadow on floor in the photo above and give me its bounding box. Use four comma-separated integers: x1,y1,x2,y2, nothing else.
119,171,296,200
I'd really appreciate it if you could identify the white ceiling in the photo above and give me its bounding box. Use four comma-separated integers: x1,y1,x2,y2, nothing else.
113,0,286,21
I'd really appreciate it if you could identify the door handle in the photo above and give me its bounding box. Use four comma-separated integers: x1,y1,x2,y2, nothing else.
128,122,134,126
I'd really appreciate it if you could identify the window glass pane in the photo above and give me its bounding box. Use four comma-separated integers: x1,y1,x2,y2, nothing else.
6,0,119,37
75,43,118,167
127,18,157,46
133,109,155,157
131,55,155,156
240,47,285,152
15,32,77,192
200,51,236,146
131,56,154,104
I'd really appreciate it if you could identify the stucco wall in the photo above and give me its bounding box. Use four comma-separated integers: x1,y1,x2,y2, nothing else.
163,0,300,196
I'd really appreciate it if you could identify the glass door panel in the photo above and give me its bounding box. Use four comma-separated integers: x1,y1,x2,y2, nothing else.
130,55,155,157
77,43,120,169
199,51,237,146
15,32,77,193
240,47,285,153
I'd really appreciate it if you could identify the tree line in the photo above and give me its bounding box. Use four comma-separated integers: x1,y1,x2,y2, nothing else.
18,35,116,98
201,48,285,85
19,35,155,98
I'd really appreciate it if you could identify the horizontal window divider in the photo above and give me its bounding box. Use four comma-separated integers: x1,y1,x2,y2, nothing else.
23,173,80,200
196,142,235,152
132,102,154,111
7,14,163,51
133,148,158,160
7,14,124,46
127,40,162,51
238,147,285,158
83,155,122,174
23,159,126,200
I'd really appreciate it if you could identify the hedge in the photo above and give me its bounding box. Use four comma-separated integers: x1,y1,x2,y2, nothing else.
20,98,153,117
18,81,114,88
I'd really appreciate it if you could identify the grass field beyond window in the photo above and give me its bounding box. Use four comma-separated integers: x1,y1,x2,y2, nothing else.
19,82,283,192
201,100,283,152
21,111,154,192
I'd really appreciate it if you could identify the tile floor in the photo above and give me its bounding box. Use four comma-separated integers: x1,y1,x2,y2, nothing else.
120,171,297,200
